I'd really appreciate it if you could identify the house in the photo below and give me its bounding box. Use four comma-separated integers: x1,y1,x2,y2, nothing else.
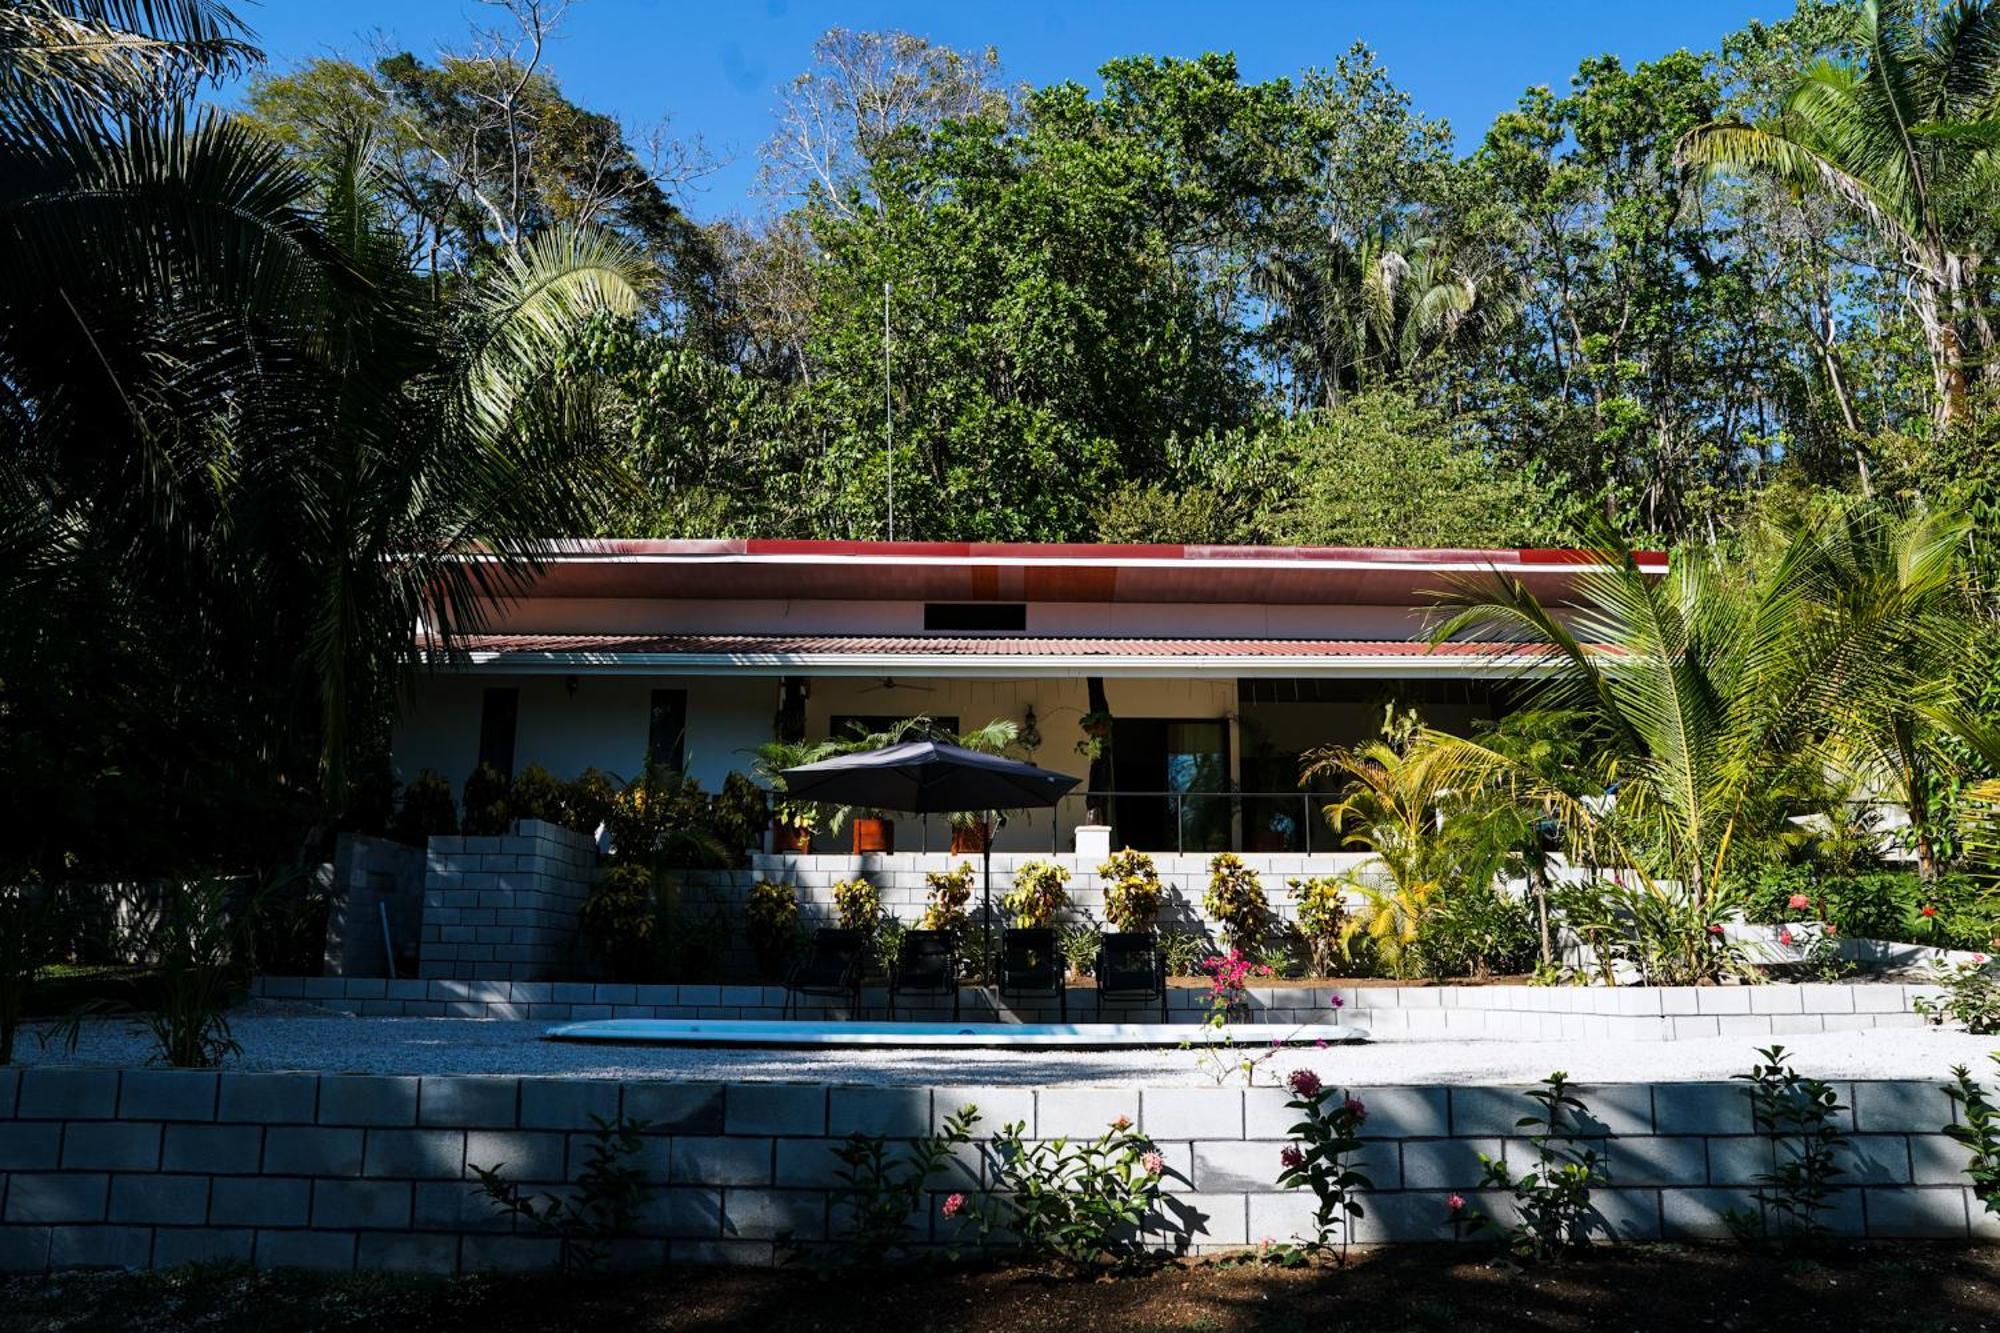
393,539,1659,857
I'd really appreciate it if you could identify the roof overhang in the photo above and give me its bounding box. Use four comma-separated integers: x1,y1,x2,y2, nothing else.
470,539,1666,607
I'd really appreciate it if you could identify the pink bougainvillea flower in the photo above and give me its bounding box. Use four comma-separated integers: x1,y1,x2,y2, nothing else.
1779,929,1794,947
941,1192,966,1219
1975,954,1989,965
1706,924,1725,936
1142,1151,1165,1177
1788,893,1811,911
1110,1114,1133,1132
1279,1145,1305,1171
1447,1194,1466,1214
1314,1037,1329,1050
1287,1069,1324,1098
1330,995,1345,1009
1343,1095,1368,1123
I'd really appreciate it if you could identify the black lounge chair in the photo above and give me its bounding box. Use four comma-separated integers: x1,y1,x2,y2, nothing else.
783,928,867,1019
889,929,959,1020
998,926,1066,1021
1096,932,1167,1022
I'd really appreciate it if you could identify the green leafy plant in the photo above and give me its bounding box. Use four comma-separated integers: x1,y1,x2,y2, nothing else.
1732,1045,1849,1244
1159,926,1212,979
559,768,619,838
746,880,801,980
920,862,976,937
1465,1072,1607,1262
832,877,881,932
1003,860,1070,928
820,1105,983,1267
984,1115,1166,1272
606,769,729,870
1058,919,1102,979
1915,959,2000,1035
471,1113,653,1274
871,915,907,979
0,887,57,1066
579,863,659,982
1203,852,1268,951
1288,877,1347,978
508,763,565,825
1272,1070,1373,1265
1943,1056,2000,1219
460,762,514,835
710,771,770,864
751,738,845,839
390,770,459,845
1099,847,1162,932
1414,883,1537,980
1255,924,1308,979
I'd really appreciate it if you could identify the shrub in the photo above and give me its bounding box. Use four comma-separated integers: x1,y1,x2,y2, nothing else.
579,863,658,982
1915,959,2000,1034
1747,868,2000,951
605,770,725,870
1414,885,1537,979
984,1115,1165,1272
1159,926,1211,978
1289,877,1347,977
1203,852,1267,950
832,877,881,932
390,769,458,844
133,881,249,1069
746,881,800,980
920,862,976,936
461,762,513,835
1944,1056,2000,1220
560,768,618,838
1099,848,1162,932
710,770,770,864
508,763,565,825
471,1113,653,1274
0,888,56,1066
821,1105,983,1267
1059,920,1102,978
1464,1073,1607,1262
871,916,906,977
1274,1072,1373,1264
1003,860,1070,928
1730,1044,1849,1243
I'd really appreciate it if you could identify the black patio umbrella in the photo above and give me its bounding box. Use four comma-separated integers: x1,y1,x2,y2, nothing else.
776,740,1079,968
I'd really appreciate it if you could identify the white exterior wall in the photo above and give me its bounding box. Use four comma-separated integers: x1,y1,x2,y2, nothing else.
393,671,773,793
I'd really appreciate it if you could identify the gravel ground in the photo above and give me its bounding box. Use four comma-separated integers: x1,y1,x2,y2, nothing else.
8,1004,1999,1087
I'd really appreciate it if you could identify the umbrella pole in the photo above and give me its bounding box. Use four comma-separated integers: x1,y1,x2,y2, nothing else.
982,839,993,987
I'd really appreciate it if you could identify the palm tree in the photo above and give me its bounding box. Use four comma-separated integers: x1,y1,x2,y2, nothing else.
1422,503,1986,914
0,3,652,878
1677,0,2000,430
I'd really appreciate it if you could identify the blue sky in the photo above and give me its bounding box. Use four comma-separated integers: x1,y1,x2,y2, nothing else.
230,0,1785,219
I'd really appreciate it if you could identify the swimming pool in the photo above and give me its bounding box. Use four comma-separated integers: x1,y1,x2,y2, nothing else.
544,1017,1364,1051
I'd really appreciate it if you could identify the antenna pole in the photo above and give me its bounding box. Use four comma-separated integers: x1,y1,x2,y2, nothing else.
883,279,895,543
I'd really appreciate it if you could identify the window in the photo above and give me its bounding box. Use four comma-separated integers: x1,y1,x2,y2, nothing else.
923,602,1026,631
647,689,688,773
476,688,518,778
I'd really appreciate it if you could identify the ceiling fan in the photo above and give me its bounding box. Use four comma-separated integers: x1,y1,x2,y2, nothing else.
857,676,936,693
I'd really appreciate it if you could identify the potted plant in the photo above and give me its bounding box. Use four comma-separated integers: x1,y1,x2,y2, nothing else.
1076,708,1114,760
850,811,896,855
751,739,842,853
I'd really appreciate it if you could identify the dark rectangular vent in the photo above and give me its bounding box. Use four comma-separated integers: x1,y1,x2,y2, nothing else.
924,602,1026,631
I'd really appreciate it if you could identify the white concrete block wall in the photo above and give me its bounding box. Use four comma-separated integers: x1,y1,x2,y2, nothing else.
253,977,1937,1041
3,1068,1991,1273
417,821,601,982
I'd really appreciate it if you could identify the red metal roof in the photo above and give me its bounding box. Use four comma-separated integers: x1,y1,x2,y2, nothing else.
501,540,1663,607
455,633,1541,659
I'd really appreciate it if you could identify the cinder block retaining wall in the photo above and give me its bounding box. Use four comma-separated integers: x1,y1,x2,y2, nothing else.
253,976,1939,1042
0,1068,1990,1273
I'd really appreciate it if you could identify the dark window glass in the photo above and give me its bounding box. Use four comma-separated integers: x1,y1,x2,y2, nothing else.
923,603,1026,631
647,689,688,773
476,688,519,778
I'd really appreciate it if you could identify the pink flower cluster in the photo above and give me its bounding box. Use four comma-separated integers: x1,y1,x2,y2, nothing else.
1287,1068,1324,1098
1343,1095,1368,1124
1199,949,1273,1002
1446,1194,1466,1215
941,1192,966,1219
1788,893,1811,911
1279,1145,1305,1171
1142,1151,1165,1177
